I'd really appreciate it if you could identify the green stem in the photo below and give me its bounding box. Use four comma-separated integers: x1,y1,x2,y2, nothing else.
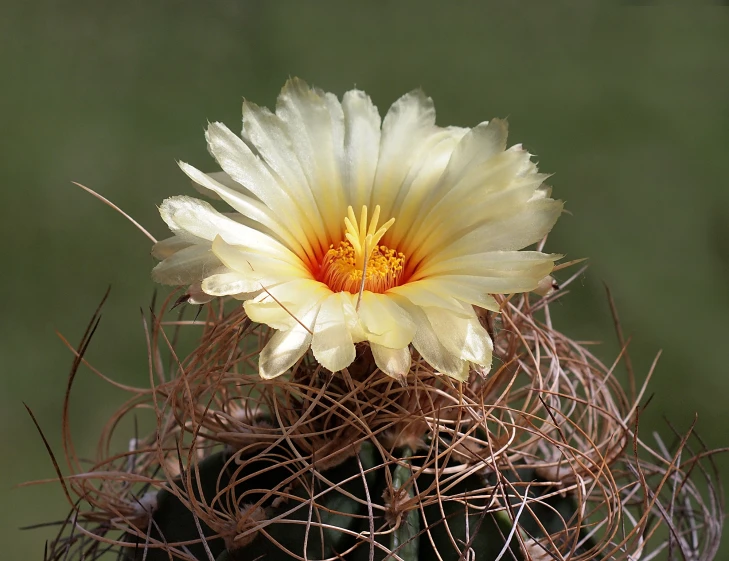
390,447,419,561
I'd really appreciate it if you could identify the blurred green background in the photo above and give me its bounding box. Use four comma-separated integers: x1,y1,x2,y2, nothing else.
2,2,728,559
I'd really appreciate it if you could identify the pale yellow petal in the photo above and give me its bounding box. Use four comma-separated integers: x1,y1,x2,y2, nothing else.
311,293,356,372
391,296,468,380
370,343,411,382
422,305,493,369
244,301,296,330
151,244,224,286
341,89,381,212
210,236,310,280
259,325,311,379
259,301,324,379
239,103,329,254
402,147,540,258
371,89,437,219
422,119,508,210
245,279,331,331
414,250,559,280
387,281,475,316
340,292,368,343
386,127,468,247
159,196,300,267
277,78,346,237
423,198,564,265
358,292,415,349
179,162,314,261
200,272,262,296
391,279,500,312
151,235,194,260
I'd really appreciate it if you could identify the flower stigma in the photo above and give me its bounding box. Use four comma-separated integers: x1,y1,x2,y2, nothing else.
319,205,405,294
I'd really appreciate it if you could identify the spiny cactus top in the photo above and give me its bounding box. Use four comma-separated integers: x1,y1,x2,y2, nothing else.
151,78,562,381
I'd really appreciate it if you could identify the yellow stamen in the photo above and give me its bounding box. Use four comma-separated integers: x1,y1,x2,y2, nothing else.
319,205,405,294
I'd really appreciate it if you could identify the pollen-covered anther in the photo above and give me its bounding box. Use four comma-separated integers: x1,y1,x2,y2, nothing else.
318,205,405,294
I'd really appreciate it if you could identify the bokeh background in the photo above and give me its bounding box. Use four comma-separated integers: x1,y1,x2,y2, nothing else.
2,2,728,559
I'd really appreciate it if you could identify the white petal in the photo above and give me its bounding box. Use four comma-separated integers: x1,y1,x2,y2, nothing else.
244,301,297,330
259,325,311,379
388,281,476,316
151,235,194,260
340,292,368,343
341,89,381,212
239,104,329,254
405,278,501,310
311,293,356,372
422,305,493,369
259,302,323,379
201,272,262,296
403,148,540,259
210,236,310,281
245,279,331,331
414,250,559,279
418,119,508,214
358,292,415,348
386,127,468,247
207,120,329,256
392,296,468,380
178,162,314,262
159,196,298,265
442,119,508,182
426,198,564,262
277,78,346,237
371,89,437,218
427,274,545,295
151,244,223,286
370,343,411,382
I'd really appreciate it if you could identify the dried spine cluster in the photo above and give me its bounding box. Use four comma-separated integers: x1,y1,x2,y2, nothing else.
37,277,723,561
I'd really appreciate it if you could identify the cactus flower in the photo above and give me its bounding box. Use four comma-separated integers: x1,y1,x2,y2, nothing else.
152,79,562,381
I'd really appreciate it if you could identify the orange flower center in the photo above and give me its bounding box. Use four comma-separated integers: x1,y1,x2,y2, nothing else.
318,205,405,294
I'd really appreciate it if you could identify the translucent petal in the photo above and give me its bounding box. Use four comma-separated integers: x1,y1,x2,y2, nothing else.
151,235,193,260
370,343,411,382
408,176,552,265
402,148,540,258
259,326,311,379
426,273,549,295
210,236,310,282
159,196,299,265
341,89,381,212
424,198,564,263
311,293,356,372
388,281,475,316
386,127,467,247
259,301,324,379
421,119,508,211
391,296,468,380
277,78,346,237
244,300,297,330
357,292,416,349
422,305,493,368
414,250,560,279
151,243,223,286
340,292,367,343
179,162,313,261
239,104,329,254
407,278,501,311
201,272,262,296
245,279,331,331
371,89,437,218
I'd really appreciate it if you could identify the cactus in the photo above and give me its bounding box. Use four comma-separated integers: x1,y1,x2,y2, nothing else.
31,285,724,561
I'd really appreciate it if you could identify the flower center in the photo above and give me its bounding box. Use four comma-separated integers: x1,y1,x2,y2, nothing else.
319,205,405,294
